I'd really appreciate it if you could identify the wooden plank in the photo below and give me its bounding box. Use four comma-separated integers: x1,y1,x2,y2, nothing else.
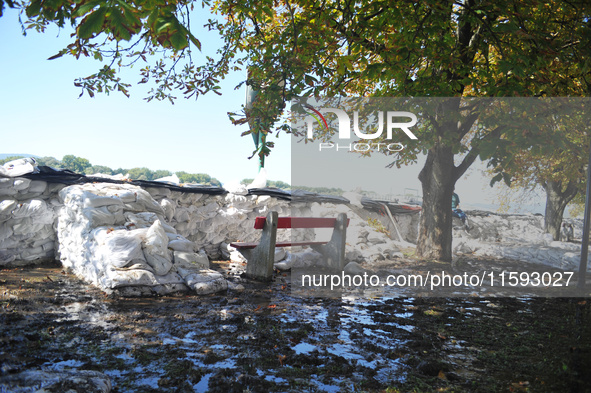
253,216,349,229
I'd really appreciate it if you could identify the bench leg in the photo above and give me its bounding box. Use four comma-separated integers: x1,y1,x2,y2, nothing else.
245,211,278,281
311,213,347,271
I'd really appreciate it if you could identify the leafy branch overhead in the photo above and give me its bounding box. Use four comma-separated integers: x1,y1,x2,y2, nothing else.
9,0,234,102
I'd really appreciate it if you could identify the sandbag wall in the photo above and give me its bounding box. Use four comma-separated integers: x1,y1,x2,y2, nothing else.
56,183,228,296
144,187,314,260
0,177,64,266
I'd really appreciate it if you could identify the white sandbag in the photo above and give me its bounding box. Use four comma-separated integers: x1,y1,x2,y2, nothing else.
19,246,45,260
0,178,14,188
229,249,247,263
0,187,18,196
124,212,158,228
160,198,175,221
106,268,160,288
11,199,48,219
83,194,124,209
174,208,190,223
0,199,17,219
13,178,31,191
28,180,47,193
157,217,177,235
142,220,173,275
168,236,195,252
0,249,17,264
124,188,164,215
0,223,14,242
177,268,228,295
145,187,171,198
11,218,45,235
94,227,146,268
112,260,155,273
0,158,36,177
173,250,209,269
82,206,125,227
274,249,324,271
114,190,138,203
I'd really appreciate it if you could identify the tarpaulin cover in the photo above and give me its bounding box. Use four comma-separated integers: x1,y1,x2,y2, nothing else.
247,188,351,204
361,196,422,215
20,166,227,195
290,189,350,204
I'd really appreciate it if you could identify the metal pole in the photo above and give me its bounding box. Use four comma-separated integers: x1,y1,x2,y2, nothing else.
577,139,591,289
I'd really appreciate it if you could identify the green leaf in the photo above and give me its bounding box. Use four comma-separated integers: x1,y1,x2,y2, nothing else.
73,0,104,18
170,32,188,50
490,173,503,187
25,0,41,17
188,32,201,51
77,7,107,39
108,8,132,41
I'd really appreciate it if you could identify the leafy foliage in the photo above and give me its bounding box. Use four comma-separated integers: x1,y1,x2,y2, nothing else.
212,0,591,260
0,155,28,166
9,0,235,102
176,171,221,186
0,153,226,185
62,154,92,173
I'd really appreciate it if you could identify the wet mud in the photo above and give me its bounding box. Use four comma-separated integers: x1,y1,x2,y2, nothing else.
1,259,591,392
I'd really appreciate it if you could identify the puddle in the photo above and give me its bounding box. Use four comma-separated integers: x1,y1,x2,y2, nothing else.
194,372,213,391
292,342,317,354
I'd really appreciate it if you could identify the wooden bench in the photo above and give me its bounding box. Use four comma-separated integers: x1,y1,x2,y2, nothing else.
230,211,349,281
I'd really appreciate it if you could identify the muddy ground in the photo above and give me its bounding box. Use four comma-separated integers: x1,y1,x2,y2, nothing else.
1,257,591,393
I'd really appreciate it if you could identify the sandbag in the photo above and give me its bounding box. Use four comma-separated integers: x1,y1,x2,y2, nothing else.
142,220,173,275
173,250,209,269
177,268,228,295
11,199,48,219
83,206,125,227
0,199,17,219
168,236,194,252
93,227,146,268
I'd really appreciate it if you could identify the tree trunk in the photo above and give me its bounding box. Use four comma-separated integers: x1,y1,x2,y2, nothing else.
417,145,456,261
544,180,578,240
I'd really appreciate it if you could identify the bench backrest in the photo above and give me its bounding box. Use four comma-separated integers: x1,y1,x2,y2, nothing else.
254,216,350,230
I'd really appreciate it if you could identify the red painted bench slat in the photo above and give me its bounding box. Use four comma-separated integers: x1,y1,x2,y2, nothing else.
254,216,349,230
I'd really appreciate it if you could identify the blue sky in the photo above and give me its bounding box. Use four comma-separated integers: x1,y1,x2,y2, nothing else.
0,6,291,185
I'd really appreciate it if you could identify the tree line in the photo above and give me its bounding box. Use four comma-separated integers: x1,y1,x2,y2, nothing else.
1,154,295,189
0,155,223,186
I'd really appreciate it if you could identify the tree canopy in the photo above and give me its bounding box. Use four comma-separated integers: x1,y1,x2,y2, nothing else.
1,0,235,102
213,0,591,260
3,0,590,261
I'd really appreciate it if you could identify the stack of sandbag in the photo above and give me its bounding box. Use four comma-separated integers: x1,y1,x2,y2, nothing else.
56,183,227,296
144,189,313,260
0,177,63,266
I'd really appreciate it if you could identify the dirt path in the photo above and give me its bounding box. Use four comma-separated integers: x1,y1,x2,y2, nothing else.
1,259,591,392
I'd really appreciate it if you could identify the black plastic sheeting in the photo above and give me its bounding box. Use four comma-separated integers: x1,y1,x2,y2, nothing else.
21,166,227,195
361,196,422,215
17,167,421,210
247,188,351,204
